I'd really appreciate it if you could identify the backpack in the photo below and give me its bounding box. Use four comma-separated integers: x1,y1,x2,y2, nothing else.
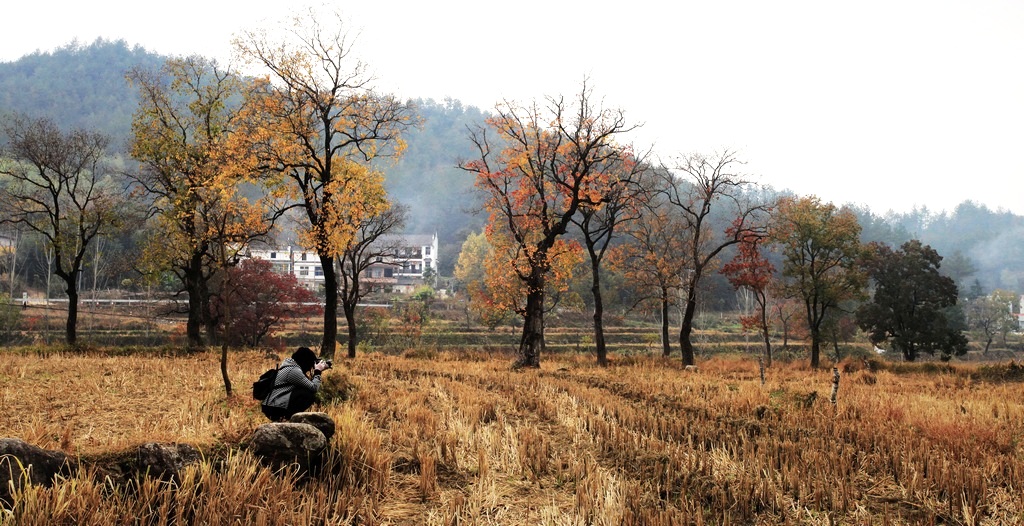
252,367,279,400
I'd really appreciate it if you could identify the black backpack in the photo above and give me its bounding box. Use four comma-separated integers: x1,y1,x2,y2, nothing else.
252,367,279,400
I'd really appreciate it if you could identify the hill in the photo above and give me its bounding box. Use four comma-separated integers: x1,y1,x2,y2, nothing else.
0,38,165,147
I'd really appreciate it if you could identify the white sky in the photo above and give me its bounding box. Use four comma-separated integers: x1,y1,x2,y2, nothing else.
3,0,1023,216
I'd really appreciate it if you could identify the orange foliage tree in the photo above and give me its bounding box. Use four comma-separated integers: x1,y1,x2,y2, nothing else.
234,9,416,358
455,230,519,329
460,84,637,367
609,199,690,357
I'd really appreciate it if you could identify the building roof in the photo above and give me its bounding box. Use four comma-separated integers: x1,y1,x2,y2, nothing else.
379,233,436,247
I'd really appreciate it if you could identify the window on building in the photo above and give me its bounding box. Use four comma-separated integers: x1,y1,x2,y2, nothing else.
299,266,309,276
425,246,431,256
301,253,307,261
270,252,277,259
384,268,393,278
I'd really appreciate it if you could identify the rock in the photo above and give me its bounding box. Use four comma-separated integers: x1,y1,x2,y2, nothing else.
289,412,336,441
684,365,698,372
248,423,327,473
131,443,201,482
0,438,77,506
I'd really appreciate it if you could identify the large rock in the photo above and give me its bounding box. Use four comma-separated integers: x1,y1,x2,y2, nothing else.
248,423,327,473
131,443,201,482
0,438,77,506
289,412,336,442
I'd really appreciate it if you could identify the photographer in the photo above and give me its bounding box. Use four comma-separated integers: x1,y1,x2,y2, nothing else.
261,346,331,422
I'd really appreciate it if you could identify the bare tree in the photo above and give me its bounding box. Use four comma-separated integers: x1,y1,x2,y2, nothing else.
0,115,129,345
571,156,652,366
0,226,26,297
659,151,771,366
337,203,408,359
612,195,690,357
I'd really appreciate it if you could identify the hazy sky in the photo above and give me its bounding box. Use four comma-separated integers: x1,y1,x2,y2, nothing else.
3,1,1023,215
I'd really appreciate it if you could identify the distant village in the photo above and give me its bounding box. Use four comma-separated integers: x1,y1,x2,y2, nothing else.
244,233,440,296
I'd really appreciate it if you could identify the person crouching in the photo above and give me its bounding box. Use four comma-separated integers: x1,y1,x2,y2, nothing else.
261,346,330,421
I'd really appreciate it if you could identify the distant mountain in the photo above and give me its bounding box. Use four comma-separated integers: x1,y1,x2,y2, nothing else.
0,38,166,148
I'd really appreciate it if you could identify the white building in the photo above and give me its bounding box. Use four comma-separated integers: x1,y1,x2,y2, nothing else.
244,233,439,294
363,233,439,294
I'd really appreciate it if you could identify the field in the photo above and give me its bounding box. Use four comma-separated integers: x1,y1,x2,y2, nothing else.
2,346,1023,525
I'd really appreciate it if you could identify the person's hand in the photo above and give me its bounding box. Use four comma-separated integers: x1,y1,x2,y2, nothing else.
314,360,329,372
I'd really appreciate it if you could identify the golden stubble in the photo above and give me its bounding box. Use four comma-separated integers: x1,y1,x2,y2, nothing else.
1,350,1022,525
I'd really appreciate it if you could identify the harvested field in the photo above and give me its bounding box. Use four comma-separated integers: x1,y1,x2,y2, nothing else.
1,348,1023,524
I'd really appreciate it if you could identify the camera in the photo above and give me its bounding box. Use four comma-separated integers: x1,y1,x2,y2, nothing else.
323,359,333,369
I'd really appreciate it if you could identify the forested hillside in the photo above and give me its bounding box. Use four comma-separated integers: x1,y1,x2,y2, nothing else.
1,40,1021,291
0,38,165,146
851,203,1024,293
383,98,489,275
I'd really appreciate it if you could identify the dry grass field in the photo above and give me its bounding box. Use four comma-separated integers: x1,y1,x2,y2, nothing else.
1,347,1023,525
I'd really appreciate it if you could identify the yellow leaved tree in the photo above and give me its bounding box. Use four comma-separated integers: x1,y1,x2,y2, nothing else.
233,8,416,358
128,56,282,353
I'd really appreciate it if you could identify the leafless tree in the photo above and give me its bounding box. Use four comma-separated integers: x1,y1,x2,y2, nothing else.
0,115,130,344
337,203,408,359
659,150,771,366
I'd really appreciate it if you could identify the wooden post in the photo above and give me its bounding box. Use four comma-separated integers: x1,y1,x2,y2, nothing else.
758,356,766,386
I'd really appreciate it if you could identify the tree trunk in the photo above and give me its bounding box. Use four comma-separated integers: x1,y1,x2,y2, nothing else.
660,288,671,357
220,342,232,396
760,306,773,368
320,254,338,359
219,262,234,396
343,299,358,359
678,289,697,366
184,255,205,349
591,265,607,367
810,328,821,368
516,271,545,368
219,289,232,396
202,278,218,345
63,274,78,345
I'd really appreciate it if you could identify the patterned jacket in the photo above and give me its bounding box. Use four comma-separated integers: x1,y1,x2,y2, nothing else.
261,357,321,409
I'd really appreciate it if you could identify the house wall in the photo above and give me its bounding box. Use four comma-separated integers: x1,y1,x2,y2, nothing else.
244,233,439,293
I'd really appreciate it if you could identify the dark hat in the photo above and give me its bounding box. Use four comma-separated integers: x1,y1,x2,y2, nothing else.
292,346,318,372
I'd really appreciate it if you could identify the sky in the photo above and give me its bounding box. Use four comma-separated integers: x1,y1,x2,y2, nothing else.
3,0,1023,216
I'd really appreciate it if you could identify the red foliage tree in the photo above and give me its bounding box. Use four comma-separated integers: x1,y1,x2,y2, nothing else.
721,225,776,366
212,258,322,347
